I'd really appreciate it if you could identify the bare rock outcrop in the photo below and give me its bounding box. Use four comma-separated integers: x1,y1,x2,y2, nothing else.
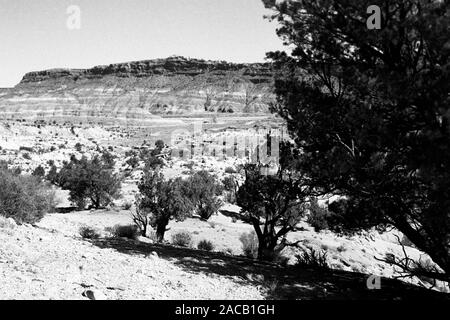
0,56,275,123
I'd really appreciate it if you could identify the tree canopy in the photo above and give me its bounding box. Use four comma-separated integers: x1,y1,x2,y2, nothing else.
263,0,450,282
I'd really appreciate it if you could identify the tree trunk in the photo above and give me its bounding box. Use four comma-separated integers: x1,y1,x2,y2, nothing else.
257,235,278,261
156,218,169,242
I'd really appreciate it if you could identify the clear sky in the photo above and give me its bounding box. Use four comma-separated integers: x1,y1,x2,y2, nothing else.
0,0,285,87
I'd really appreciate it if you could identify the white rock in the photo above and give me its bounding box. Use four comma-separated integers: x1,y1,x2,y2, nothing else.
137,236,153,244
6,218,17,227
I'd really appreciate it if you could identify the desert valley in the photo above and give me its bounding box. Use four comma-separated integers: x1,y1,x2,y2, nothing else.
0,56,449,300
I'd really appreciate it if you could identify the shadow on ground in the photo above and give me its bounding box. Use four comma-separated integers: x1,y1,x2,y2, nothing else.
92,238,449,300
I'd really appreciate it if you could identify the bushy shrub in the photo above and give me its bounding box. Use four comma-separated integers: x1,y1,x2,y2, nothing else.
75,143,83,152
32,165,45,178
185,171,223,221
295,247,329,270
22,153,31,160
239,231,258,259
197,239,215,251
0,168,55,224
79,226,100,239
122,202,132,210
224,167,237,174
171,231,193,247
111,224,139,240
136,171,194,242
55,153,121,209
307,198,330,232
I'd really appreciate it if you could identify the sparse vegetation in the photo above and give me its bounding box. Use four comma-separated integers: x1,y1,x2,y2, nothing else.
79,226,100,239
236,163,308,261
53,153,121,209
295,248,329,270
136,170,194,242
307,198,330,232
224,167,237,174
185,170,223,221
110,224,139,240
171,231,193,247
0,167,55,224
32,165,45,178
197,239,215,251
239,231,258,259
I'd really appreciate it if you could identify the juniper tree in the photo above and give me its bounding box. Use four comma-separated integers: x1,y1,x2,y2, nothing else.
263,0,450,282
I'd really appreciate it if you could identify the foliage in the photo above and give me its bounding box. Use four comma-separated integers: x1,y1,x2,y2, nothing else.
171,231,193,247
32,165,46,178
239,231,259,259
185,170,223,221
236,164,308,261
307,198,331,232
0,168,55,224
136,170,194,242
222,175,239,204
197,239,215,251
75,143,83,152
54,153,121,209
155,139,165,151
295,247,329,270
79,225,100,239
224,167,237,174
131,204,149,237
264,0,450,282
110,224,140,240
122,202,132,210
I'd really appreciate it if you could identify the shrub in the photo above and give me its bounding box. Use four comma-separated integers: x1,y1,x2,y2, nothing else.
295,247,329,270
122,202,132,210
223,176,238,204
22,153,31,160
185,171,223,221
136,171,194,242
126,156,139,169
197,239,215,251
239,231,258,259
307,198,330,232
155,140,165,151
224,167,237,174
75,143,83,152
56,154,121,209
79,226,100,239
171,231,193,247
111,224,139,240
32,165,45,178
0,168,55,224
19,146,33,153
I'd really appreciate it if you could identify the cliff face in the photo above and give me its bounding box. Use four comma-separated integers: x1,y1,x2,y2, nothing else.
0,56,275,122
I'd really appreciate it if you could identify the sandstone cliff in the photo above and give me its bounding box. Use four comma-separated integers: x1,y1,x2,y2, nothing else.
0,56,275,122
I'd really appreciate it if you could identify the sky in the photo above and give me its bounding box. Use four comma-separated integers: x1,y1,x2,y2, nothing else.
0,0,286,87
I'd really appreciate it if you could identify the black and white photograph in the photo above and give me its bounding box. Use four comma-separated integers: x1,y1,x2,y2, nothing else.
0,0,449,310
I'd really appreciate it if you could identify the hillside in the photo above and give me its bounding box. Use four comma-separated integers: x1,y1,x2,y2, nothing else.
1,210,448,300
0,56,275,123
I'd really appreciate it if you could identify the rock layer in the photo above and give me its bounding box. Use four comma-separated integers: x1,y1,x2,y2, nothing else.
0,56,275,123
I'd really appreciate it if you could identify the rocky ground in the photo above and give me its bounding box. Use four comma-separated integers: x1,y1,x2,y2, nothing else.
1,209,449,300
0,216,263,300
